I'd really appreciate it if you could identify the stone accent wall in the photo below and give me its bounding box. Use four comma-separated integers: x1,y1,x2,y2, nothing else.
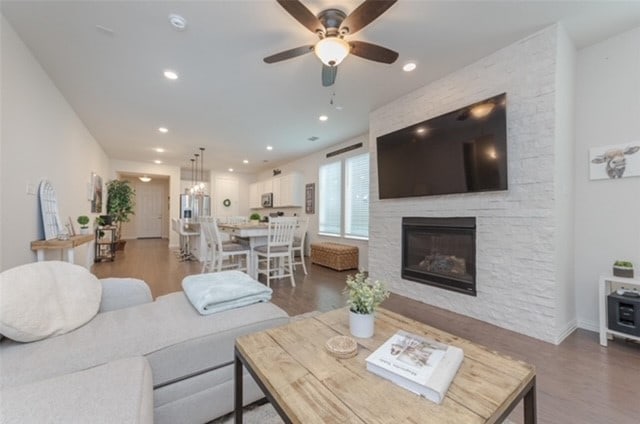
369,26,564,343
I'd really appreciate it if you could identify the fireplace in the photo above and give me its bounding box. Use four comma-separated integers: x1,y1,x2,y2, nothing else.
402,217,476,296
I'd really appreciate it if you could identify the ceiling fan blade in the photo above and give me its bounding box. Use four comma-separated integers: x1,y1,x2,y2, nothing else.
340,0,397,35
322,65,337,87
263,45,314,63
277,0,325,34
349,41,398,64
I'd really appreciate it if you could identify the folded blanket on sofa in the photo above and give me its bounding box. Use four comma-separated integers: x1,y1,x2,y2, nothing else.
182,271,273,315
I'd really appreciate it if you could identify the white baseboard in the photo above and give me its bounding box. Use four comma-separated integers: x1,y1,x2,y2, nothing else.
576,319,599,333
554,319,577,345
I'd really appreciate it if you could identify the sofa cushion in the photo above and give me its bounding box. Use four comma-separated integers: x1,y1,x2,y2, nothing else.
99,278,153,312
0,261,101,342
0,357,153,424
0,292,289,389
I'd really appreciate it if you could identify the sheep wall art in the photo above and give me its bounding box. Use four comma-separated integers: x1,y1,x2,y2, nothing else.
589,143,640,180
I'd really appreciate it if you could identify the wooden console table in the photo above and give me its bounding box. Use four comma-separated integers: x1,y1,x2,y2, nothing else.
235,308,536,423
31,234,94,264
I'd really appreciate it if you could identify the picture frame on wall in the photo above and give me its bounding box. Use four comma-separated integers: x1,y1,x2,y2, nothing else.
589,143,640,180
305,183,315,214
91,173,103,213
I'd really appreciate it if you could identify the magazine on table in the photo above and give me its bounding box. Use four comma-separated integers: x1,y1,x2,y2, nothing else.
365,330,464,404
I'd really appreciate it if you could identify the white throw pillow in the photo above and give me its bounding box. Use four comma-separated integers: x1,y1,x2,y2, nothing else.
0,261,102,342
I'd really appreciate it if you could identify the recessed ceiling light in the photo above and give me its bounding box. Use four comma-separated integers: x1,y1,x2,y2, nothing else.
416,127,427,135
163,70,178,80
158,127,168,133
168,14,187,31
154,148,165,153
335,105,343,111
154,160,163,164
319,115,328,122
243,159,249,164
403,62,417,72
266,146,273,151
228,168,234,172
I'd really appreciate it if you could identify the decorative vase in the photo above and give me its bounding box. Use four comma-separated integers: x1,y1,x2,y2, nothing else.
80,228,90,235
349,310,375,338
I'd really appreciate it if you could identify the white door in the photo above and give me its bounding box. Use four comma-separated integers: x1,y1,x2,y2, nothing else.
137,183,163,238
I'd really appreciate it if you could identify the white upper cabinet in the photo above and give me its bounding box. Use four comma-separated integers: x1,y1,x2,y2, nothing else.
250,172,303,208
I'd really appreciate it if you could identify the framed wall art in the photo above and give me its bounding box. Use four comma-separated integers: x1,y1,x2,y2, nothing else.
91,173,103,213
305,183,315,214
589,143,640,180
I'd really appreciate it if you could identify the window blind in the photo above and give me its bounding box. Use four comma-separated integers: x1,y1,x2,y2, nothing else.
319,161,342,235
345,153,369,238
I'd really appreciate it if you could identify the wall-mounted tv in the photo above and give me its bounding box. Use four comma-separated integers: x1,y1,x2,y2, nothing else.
376,93,508,199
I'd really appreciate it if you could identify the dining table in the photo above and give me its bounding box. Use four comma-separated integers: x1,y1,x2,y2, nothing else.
218,223,270,279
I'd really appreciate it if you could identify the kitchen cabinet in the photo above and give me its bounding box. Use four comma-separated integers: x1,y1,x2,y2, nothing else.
250,172,303,209
249,183,260,209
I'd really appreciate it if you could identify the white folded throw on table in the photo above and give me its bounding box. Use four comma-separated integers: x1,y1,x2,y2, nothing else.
182,270,273,315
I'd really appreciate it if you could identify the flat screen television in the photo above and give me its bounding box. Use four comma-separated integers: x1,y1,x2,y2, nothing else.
376,93,508,199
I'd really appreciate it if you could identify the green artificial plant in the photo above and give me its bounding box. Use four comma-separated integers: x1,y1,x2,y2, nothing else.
77,215,90,229
343,271,390,315
106,179,135,240
249,213,261,221
614,260,633,268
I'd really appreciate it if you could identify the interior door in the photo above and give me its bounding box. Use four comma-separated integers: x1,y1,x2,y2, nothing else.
136,182,163,238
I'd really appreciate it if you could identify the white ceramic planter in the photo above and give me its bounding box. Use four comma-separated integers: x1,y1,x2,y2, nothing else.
349,310,375,338
79,228,91,235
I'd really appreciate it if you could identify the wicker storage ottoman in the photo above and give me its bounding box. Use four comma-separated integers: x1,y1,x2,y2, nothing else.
310,242,358,271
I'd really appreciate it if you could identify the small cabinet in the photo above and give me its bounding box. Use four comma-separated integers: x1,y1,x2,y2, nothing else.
275,173,303,207
249,183,260,209
94,226,117,262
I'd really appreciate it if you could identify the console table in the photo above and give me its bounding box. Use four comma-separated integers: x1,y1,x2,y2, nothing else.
31,234,94,264
598,274,640,346
235,308,536,423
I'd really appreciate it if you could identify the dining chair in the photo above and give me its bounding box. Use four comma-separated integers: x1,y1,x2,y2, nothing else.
291,217,308,275
253,217,297,287
201,217,251,273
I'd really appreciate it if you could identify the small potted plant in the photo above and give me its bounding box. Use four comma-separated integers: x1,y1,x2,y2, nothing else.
343,271,390,338
249,213,261,224
613,260,634,279
77,215,90,235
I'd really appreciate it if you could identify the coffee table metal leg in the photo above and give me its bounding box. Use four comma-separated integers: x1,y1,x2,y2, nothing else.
523,377,537,424
234,349,243,424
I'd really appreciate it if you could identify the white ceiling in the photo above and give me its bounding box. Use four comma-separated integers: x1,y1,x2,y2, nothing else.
3,1,640,174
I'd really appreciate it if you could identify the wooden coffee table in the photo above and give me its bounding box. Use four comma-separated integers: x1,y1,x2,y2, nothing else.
234,308,536,423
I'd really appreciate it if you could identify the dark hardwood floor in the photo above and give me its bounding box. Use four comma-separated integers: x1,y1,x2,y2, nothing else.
93,239,640,424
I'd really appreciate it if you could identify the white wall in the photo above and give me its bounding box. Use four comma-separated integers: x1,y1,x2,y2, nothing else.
210,171,252,218
109,160,181,247
254,135,370,269
574,26,640,330
1,16,111,270
369,25,572,344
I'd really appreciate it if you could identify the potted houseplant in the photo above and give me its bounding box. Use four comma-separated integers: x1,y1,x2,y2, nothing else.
106,179,135,250
249,213,261,224
77,215,90,235
613,260,634,279
343,271,390,338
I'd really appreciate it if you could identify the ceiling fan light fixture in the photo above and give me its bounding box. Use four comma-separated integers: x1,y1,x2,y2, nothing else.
314,37,350,67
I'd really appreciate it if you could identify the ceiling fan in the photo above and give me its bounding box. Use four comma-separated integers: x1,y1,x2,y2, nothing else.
264,0,399,87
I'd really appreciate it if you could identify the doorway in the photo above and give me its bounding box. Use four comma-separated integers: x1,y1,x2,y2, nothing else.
136,180,167,238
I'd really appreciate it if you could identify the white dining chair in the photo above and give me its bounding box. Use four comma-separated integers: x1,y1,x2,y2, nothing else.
203,218,251,273
253,217,297,287
291,217,308,275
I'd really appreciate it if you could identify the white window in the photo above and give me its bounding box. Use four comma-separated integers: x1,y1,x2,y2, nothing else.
345,153,369,238
319,161,342,235
318,153,370,239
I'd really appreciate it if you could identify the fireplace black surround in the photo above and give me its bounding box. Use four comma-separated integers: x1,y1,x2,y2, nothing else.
402,217,476,296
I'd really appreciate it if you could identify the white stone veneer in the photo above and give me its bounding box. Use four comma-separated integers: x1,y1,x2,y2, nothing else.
369,26,571,343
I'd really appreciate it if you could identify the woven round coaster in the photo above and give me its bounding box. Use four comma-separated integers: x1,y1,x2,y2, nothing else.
325,335,358,359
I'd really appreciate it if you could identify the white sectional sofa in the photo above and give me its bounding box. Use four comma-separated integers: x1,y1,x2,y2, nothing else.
0,271,289,423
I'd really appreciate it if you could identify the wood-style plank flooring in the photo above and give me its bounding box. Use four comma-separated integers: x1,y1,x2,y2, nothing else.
93,239,640,424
